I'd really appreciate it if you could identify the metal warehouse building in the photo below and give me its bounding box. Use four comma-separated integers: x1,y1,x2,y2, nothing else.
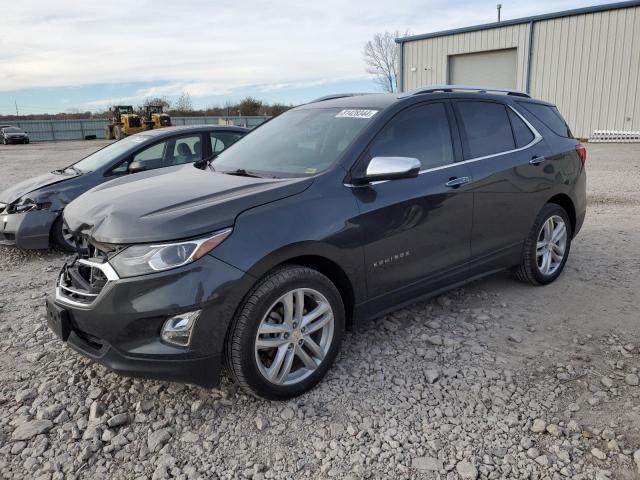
396,1,640,139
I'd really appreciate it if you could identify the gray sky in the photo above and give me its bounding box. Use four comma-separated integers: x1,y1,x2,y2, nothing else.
0,0,599,112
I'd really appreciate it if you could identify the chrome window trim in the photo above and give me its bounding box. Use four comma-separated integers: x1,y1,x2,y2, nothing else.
344,104,541,188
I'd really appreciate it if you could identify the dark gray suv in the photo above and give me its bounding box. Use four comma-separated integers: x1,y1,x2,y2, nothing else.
47,86,586,400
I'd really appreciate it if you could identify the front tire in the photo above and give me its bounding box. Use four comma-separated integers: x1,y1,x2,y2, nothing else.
225,265,345,400
51,215,77,252
515,203,572,285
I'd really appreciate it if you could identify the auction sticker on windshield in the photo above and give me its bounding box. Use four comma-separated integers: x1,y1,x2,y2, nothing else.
335,109,378,119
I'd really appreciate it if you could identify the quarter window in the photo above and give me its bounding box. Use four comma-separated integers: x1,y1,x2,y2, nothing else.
519,102,572,138
456,101,515,159
508,109,535,148
368,102,454,170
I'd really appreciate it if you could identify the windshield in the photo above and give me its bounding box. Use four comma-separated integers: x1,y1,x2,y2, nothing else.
213,107,378,177
71,136,150,173
3,127,23,133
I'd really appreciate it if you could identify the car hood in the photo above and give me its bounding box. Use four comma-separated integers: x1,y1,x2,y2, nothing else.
4,132,27,136
64,165,313,244
0,171,75,203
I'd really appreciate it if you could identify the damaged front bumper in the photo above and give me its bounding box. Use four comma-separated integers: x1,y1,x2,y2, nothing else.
47,252,253,388
0,209,58,249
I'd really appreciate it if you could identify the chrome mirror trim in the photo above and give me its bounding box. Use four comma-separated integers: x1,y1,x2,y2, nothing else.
366,156,421,176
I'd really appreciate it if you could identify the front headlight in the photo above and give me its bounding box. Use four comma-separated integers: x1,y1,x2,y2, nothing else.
8,199,51,214
109,228,232,278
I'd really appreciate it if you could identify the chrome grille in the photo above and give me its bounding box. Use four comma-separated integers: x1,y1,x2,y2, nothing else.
56,257,119,307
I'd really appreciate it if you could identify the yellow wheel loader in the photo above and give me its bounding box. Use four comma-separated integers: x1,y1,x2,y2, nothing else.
105,106,146,140
143,105,172,130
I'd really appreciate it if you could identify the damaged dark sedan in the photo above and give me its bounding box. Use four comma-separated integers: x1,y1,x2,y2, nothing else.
0,126,247,250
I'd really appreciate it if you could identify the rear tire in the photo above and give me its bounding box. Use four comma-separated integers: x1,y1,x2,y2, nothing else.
515,203,572,285
225,265,345,400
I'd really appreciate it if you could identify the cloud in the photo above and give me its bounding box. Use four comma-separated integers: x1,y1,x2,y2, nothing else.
0,0,595,96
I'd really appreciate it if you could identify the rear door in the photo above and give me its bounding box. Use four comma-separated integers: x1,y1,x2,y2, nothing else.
452,100,551,268
352,101,474,300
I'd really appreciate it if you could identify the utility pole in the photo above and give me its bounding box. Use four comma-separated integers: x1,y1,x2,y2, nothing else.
14,100,19,117
497,4,502,22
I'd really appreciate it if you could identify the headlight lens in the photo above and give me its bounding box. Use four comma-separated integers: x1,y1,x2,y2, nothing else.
109,228,232,278
8,199,51,214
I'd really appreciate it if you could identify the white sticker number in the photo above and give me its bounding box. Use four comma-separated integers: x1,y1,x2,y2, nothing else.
335,109,378,119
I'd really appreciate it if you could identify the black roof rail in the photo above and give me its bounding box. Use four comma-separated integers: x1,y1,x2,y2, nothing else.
307,93,372,104
399,85,531,98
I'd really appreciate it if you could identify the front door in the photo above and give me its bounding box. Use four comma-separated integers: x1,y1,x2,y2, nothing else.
351,101,474,300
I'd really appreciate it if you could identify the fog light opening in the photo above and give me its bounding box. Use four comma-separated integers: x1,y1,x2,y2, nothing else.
161,310,200,347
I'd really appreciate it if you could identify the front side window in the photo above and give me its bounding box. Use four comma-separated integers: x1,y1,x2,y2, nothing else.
213,108,376,177
456,101,515,159
172,135,202,165
367,102,454,170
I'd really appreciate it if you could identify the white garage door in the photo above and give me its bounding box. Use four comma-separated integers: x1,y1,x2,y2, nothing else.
448,48,517,89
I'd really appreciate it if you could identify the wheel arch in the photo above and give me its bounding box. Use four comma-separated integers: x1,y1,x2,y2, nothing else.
280,255,356,332
547,193,576,237
240,243,361,332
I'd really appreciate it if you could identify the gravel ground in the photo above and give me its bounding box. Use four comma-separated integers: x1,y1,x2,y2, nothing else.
0,141,639,480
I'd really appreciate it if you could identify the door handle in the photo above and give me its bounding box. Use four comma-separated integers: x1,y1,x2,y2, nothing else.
529,156,546,165
445,176,471,188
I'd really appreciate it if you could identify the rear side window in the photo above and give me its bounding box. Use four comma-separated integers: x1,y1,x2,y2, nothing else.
456,101,515,159
508,109,535,148
519,102,572,138
368,102,454,170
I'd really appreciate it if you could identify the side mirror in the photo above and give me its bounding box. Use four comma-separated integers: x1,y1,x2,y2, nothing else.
128,160,146,174
353,156,421,185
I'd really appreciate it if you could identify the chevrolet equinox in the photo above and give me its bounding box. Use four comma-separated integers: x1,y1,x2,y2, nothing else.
47,86,587,400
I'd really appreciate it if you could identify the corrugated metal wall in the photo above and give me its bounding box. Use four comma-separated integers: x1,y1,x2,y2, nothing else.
7,116,269,142
530,6,640,137
401,4,640,138
402,23,530,91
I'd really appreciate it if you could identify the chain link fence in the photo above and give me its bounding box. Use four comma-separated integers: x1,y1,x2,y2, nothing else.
7,116,269,142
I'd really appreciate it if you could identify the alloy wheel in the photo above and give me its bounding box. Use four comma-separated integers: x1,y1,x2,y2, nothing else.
536,215,567,276
254,288,334,386
61,223,87,251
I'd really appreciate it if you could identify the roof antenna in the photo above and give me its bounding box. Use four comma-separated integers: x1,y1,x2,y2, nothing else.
497,3,502,22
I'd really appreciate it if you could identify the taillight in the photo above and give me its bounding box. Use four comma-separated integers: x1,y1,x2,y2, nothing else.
576,144,587,166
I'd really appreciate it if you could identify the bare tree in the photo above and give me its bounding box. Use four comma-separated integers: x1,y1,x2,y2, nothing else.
174,91,193,112
142,96,172,110
363,30,409,92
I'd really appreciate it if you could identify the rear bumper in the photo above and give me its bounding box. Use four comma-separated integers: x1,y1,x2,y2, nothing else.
0,210,57,249
50,254,254,388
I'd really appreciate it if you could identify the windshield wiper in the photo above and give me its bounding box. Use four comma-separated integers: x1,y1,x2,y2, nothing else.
223,169,263,178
